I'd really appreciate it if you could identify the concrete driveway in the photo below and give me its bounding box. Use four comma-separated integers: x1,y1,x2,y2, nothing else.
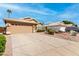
5,33,79,56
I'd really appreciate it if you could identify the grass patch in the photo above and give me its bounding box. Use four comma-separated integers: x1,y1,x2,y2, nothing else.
0,34,6,56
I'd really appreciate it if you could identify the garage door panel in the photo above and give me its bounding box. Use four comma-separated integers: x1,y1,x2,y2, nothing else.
7,26,33,34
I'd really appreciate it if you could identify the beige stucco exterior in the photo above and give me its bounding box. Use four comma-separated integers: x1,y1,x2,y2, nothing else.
7,25,33,34
4,18,38,34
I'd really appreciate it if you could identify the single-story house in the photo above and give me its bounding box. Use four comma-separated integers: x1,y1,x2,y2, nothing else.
46,25,66,32
46,22,79,32
4,17,38,34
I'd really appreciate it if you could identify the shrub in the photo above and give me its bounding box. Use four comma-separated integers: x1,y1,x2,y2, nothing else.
47,29,55,35
37,26,45,32
37,29,45,32
62,20,77,27
0,34,6,55
70,30,77,36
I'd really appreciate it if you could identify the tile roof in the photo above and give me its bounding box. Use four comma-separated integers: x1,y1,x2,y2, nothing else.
4,18,38,24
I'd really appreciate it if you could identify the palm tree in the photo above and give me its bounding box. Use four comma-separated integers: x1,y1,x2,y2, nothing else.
7,9,12,18
4,9,12,34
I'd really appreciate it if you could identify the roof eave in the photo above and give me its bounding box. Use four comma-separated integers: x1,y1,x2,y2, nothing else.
4,19,38,25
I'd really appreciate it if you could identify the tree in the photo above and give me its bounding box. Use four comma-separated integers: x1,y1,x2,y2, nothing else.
62,20,77,27
7,9,12,18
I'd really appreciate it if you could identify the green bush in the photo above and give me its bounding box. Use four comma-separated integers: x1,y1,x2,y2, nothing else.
70,30,77,36
37,29,45,32
47,29,55,35
62,20,77,27
0,34,6,55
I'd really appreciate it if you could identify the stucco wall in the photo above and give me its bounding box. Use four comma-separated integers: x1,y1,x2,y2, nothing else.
0,28,4,33
5,18,38,34
7,25,34,34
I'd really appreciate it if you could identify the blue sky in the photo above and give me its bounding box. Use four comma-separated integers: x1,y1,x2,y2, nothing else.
0,3,79,26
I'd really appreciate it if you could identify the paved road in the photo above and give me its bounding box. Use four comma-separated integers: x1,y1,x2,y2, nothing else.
5,33,79,56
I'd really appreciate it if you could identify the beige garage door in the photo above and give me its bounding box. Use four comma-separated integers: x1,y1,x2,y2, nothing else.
7,26,33,34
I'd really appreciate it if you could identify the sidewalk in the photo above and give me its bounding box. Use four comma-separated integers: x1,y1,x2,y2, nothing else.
3,35,13,56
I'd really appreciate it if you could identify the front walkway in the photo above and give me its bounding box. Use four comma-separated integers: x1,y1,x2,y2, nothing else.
4,33,79,56
3,35,13,56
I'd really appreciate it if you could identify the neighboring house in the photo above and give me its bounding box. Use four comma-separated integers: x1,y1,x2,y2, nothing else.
37,22,44,30
66,27,79,32
47,22,78,32
37,22,43,27
4,17,38,34
47,25,66,32
0,27,5,33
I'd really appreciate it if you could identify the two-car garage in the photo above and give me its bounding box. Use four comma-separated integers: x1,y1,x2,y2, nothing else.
4,18,37,34
7,25,33,34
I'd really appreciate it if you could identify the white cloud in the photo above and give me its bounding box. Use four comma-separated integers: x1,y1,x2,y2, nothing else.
0,13,1,16
65,4,79,12
0,3,57,16
0,4,21,10
57,4,79,19
22,7,57,15
0,20,2,22
0,15,3,22
0,13,3,18
58,13,78,19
